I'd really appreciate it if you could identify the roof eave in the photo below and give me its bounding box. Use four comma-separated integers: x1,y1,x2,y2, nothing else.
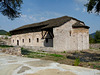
72,26,90,29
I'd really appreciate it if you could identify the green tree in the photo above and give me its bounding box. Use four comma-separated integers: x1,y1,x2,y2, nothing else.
89,35,95,43
0,0,23,20
95,30,100,43
85,0,100,14
6,32,11,36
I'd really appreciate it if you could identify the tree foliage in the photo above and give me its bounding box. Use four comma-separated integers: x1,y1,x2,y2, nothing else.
6,32,11,36
85,0,100,14
89,30,100,43
89,35,95,43
95,30,100,43
0,0,23,20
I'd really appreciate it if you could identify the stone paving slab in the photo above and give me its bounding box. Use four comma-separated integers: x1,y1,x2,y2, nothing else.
0,52,100,75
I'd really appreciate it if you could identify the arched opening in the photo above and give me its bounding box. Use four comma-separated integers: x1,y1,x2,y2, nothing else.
22,39,24,43
29,38,31,43
37,38,39,43
17,40,19,46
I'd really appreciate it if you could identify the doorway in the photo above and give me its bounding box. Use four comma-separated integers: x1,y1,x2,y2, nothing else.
17,40,19,46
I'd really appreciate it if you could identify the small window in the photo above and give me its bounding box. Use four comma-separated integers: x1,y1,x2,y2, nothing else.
37,38,39,43
70,31,71,36
17,40,19,45
29,38,31,43
46,38,48,43
13,40,14,43
22,39,24,43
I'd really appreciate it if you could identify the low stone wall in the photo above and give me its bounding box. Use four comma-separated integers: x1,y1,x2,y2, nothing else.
0,47,21,56
22,46,54,52
90,44,100,49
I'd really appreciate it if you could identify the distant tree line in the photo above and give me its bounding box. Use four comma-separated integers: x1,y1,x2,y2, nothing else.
89,30,100,43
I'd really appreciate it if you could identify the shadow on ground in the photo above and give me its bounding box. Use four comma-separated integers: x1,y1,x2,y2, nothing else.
67,50,100,62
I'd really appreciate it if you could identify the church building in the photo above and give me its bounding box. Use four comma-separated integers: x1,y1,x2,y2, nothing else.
10,16,90,52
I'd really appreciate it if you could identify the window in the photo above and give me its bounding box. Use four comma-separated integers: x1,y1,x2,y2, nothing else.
17,40,19,45
13,40,14,43
46,38,48,43
37,38,39,43
29,38,31,43
22,39,24,43
70,31,71,36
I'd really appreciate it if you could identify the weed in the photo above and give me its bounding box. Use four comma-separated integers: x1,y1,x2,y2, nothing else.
74,57,80,66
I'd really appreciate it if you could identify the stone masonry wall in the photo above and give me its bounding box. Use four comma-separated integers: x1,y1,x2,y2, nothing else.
71,28,89,50
90,44,100,49
11,31,53,47
53,19,76,51
1,47,21,56
22,46,54,52
53,19,89,51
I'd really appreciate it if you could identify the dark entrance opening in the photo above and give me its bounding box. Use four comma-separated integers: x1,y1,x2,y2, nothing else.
17,40,19,46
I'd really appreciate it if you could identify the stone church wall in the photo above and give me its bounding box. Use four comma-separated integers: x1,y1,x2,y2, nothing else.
11,31,53,47
53,19,77,51
53,19,89,51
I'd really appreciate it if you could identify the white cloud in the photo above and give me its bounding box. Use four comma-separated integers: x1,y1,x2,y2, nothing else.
27,8,32,12
82,8,86,12
74,0,88,3
75,7,80,11
19,11,63,24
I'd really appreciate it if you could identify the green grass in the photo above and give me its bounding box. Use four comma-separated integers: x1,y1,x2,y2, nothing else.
49,54,63,57
21,48,64,58
0,45,13,48
89,64,100,69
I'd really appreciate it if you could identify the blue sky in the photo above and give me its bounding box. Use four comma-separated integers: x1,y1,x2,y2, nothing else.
0,0,100,34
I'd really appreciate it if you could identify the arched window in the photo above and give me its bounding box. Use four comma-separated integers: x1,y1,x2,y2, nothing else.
70,31,71,36
17,40,19,45
13,40,14,43
29,38,31,43
22,39,24,43
37,38,39,43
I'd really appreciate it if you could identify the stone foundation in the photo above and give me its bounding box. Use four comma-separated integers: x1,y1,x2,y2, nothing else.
22,46,54,52
1,47,21,56
90,44,100,49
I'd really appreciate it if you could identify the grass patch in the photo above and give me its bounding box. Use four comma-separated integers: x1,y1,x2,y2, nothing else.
21,48,100,70
90,64,100,69
0,45,13,48
49,54,63,57
21,48,64,59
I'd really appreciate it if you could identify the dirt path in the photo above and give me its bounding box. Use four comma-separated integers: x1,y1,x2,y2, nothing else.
0,52,100,75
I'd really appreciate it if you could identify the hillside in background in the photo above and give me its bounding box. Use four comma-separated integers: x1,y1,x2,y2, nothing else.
0,30,8,35
90,32,96,38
